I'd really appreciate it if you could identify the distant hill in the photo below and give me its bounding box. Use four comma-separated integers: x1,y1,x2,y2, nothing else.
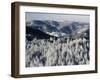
26,20,89,39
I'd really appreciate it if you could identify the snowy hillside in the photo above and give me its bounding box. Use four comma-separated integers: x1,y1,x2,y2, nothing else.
26,20,89,38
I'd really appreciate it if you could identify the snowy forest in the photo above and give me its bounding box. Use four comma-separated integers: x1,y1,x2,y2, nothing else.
26,38,89,67
25,20,90,67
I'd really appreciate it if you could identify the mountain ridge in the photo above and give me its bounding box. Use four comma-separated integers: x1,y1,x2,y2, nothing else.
26,20,89,39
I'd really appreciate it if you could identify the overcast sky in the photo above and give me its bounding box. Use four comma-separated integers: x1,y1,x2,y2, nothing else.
26,12,90,23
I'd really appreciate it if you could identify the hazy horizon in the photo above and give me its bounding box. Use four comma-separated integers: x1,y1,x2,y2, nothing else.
26,12,90,23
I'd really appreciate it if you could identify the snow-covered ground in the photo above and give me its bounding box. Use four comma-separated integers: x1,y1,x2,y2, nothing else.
25,38,90,67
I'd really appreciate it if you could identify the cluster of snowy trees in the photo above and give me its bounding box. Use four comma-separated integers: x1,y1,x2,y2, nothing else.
25,38,90,67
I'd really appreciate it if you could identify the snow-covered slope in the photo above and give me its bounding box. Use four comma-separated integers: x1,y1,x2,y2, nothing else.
26,20,90,67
